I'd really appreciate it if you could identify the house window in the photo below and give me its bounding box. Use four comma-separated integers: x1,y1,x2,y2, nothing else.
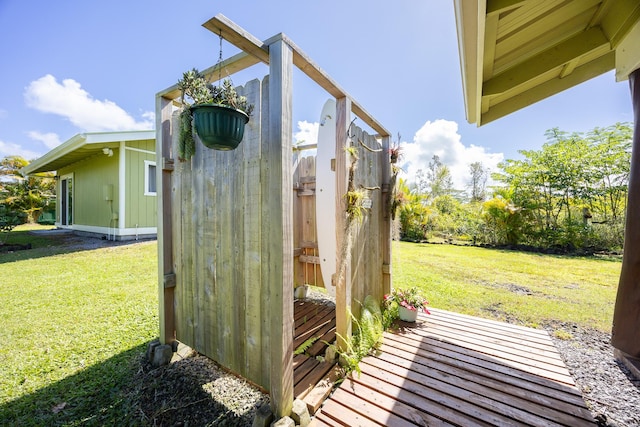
144,160,157,196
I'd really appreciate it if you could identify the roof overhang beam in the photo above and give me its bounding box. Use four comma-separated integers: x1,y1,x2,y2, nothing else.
483,26,610,96
199,14,390,137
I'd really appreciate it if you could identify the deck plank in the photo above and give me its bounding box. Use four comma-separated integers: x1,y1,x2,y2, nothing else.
378,338,589,411
293,301,338,402
336,378,455,426
382,331,583,396
295,359,335,398
314,308,594,426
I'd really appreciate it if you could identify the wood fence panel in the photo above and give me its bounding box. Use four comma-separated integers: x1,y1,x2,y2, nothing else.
259,76,272,387
293,156,324,289
240,79,265,384
350,127,385,317
170,77,275,391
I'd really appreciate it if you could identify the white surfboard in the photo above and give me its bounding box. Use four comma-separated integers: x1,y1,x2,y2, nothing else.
316,99,337,297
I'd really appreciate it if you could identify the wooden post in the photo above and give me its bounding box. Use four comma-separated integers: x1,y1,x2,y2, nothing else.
612,67,640,358
335,96,352,350
381,135,392,297
156,95,176,345
268,38,294,418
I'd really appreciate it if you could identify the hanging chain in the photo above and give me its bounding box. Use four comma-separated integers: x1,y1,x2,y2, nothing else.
217,30,223,85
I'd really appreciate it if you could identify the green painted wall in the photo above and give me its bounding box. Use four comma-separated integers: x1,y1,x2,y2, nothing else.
56,139,157,230
59,153,119,227
125,140,157,228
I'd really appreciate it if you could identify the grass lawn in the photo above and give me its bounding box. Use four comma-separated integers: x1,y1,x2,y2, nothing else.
392,241,621,332
0,229,622,424
0,229,157,425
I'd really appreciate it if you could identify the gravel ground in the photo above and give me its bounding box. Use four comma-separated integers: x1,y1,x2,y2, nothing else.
547,323,640,427
132,349,269,426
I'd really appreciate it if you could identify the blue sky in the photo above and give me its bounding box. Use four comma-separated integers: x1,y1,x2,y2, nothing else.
0,0,633,188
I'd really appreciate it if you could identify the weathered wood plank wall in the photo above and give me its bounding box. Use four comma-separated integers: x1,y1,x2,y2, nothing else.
171,77,273,390
348,126,386,318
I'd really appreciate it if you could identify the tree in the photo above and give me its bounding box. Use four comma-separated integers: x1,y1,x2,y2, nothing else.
396,178,431,240
416,155,455,199
585,123,631,222
1,156,55,223
481,197,526,245
491,123,632,249
468,161,488,202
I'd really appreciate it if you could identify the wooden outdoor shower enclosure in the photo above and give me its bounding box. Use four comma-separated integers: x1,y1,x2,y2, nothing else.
155,15,392,416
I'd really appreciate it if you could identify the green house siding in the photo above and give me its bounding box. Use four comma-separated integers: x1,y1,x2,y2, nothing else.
125,141,157,228
56,139,157,232
59,154,120,228
128,139,155,152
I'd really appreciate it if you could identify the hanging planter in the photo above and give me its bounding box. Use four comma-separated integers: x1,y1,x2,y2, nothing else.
177,69,254,160
191,104,249,151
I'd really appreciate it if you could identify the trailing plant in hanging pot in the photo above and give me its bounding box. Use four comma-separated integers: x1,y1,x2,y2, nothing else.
177,68,254,159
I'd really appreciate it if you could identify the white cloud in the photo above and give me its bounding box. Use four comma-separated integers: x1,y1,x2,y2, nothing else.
0,139,42,160
24,74,154,131
0,109,7,119
27,131,62,149
400,119,503,193
294,120,319,146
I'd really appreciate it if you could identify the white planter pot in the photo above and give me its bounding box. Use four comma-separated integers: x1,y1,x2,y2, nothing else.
294,285,309,299
399,306,418,322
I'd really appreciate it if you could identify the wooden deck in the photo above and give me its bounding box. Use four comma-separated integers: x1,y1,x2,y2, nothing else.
294,300,338,408
312,308,594,426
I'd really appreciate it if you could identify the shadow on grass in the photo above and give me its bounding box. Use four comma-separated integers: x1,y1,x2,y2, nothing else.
0,343,149,426
1,342,267,427
0,229,155,265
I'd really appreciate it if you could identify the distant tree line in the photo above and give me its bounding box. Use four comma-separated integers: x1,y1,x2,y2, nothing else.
395,123,632,252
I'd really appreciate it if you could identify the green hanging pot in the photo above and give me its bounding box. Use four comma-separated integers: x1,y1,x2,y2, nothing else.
191,104,249,151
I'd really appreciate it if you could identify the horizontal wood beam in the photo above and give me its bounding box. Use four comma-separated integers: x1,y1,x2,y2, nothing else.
486,0,527,16
202,14,391,137
483,26,610,96
285,36,391,137
602,0,640,48
299,241,318,249
157,51,261,101
202,14,270,63
481,51,614,125
299,255,321,264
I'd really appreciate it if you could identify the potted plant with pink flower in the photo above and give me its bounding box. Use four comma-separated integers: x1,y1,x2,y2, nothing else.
383,287,430,322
